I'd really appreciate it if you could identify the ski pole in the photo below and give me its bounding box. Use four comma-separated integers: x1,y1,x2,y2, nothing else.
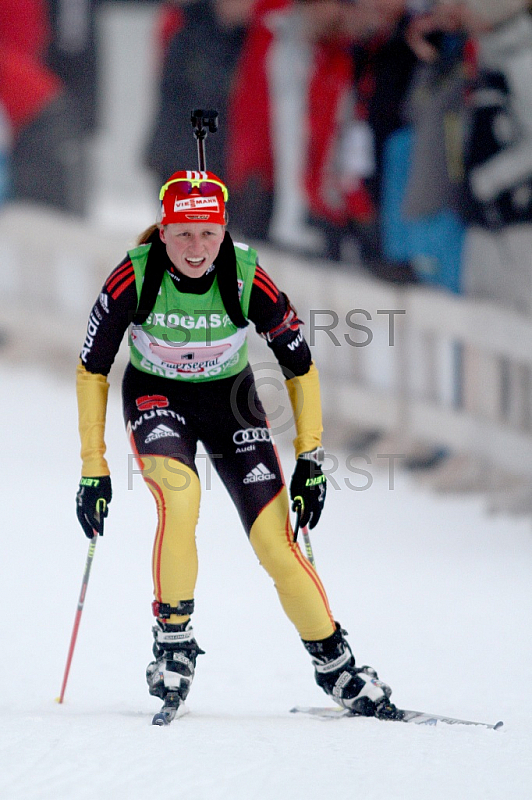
261,418,315,567
56,509,104,704
301,525,315,567
293,505,316,567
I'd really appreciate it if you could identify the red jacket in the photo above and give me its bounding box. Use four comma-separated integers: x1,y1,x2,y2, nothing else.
0,0,62,133
226,0,289,193
226,0,373,224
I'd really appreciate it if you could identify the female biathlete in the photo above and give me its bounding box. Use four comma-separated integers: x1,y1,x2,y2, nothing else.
75,169,398,719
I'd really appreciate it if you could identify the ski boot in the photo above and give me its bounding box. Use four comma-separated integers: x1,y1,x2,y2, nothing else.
146,619,204,722
302,624,402,720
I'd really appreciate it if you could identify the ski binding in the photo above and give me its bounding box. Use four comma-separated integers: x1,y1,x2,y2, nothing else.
152,693,189,726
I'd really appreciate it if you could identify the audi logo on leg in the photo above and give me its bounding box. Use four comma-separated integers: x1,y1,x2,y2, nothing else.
233,428,272,445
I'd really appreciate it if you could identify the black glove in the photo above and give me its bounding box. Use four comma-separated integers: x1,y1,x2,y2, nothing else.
76,476,112,538
290,449,327,530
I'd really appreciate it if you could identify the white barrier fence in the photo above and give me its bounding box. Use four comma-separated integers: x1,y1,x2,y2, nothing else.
1,203,532,513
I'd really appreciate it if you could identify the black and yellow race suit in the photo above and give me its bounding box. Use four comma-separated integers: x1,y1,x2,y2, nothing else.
77,239,335,640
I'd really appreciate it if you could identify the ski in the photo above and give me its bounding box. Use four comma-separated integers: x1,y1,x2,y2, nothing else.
152,693,189,726
290,706,503,730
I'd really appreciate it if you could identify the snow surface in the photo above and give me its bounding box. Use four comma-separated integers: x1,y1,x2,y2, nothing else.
0,361,531,799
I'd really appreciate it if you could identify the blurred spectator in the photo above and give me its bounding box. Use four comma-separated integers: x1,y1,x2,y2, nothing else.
338,0,421,280
151,0,187,59
227,0,420,282
452,1,532,434
379,14,468,292
460,3,532,236
227,0,383,250
0,0,88,215
403,0,532,472
46,0,99,134
301,0,401,260
407,0,532,309
0,101,10,206
145,0,253,186
225,0,288,241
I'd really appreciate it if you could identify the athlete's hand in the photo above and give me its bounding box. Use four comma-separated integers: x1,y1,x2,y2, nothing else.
290,449,327,530
76,476,112,538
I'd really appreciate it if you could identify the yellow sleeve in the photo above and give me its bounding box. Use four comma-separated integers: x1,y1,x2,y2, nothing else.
285,361,323,458
76,361,110,477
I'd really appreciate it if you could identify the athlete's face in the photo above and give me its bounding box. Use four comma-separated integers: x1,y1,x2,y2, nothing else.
160,222,225,278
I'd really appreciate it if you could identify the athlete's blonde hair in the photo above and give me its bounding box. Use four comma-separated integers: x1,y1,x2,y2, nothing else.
137,224,159,245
